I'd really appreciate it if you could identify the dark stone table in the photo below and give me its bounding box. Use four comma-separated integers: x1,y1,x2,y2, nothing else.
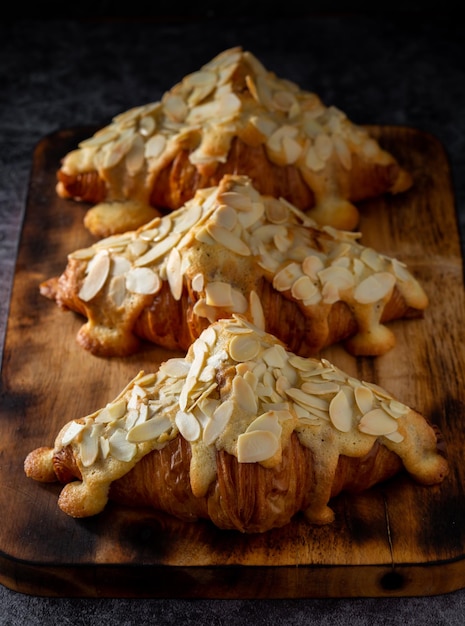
1,13,465,624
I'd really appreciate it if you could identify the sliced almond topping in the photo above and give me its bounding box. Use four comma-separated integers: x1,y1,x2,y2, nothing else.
229,288,248,313
237,430,279,463
286,387,329,412
262,345,288,369
333,135,352,170
166,247,183,301
205,281,233,307
358,409,398,436
382,399,409,419
302,255,324,279
108,275,127,307
229,334,261,362
207,223,251,256
126,267,161,295
218,190,253,211
127,415,172,443
159,358,190,379
214,204,238,230
80,427,100,467
291,275,317,301
301,380,340,395
138,115,156,136
273,263,303,292
249,290,265,330
246,411,283,439
191,272,204,292
61,421,86,446
354,385,374,414
203,400,234,445
233,375,258,414
265,198,289,224
329,389,353,433
384,430,405,443
145,134,167,159
175,410,201,442
125,135,145,175
172,203,203,233
134,233,181,267
109,429,137,462
360,247,384,271
79,251,110,302
354,272,396,304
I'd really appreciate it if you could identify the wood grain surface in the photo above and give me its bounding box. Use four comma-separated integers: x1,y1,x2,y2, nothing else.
1,126,465,598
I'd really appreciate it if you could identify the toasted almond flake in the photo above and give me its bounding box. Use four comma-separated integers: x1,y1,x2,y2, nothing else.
108,274,127,307
127,415,172,442
354,272,396,304
249,290,265,330
80,428,100,467
302,255,324,279
291,275,317,301
134,233,181,267
111,255,132,276
237,429,279,463
191,272,204,292
384,430,405,443
246,411,283,438
172,203,203,233
138,115,156,136
261,345,287,369
163,94,188,122
126,267,161,295
175,410,201,442
391,258,411,281
159,358,190,379
203,400,234,445
205,281,233,307
358,409,398,436
125,134,145,175
109,429,137,462
229,334,260,362
305,145,325,171
285,387,329,411
214,204,238,230
237,201,265,229
361,247,383,271
228,288,248,313
218,190,253,211
95,399,127,424
207,223,251,256
273,262,303,292
318,265,354,291
333,135,352,170
233,375,258,414
354,385,374,414
301,380,340,395
265,198,289,224
329,389,353,432
79,127,119,149
382,399,409,419
61,420,86,445
166,247,183,300
79,251,110,302
145,134,167,159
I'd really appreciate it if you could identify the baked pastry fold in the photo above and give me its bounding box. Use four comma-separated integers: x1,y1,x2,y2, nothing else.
41,174,428,359
56,46,412,237
24,316,448,533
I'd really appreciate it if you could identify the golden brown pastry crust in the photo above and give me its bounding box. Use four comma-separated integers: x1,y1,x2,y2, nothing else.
56,47,412,236
24,317,448,533
42,175,428,359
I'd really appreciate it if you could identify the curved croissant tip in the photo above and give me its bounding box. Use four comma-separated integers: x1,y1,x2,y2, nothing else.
24,447,57,483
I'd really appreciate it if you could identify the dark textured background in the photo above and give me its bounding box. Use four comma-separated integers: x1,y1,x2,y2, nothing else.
1,13,465,625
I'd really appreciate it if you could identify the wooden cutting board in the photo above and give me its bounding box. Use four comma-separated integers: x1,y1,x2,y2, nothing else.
1,126,465,599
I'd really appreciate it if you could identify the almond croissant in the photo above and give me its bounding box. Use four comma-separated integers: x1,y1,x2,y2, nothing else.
56,46,412,237
24,316,448,533
41,175,428,359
